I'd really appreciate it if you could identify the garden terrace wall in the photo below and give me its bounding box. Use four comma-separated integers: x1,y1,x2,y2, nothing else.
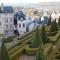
25,45,38,55
10,45,26,60
48,33,60,44
25,44,53,56
47,33,60,55
47,31,57,36
9,37,34,60
7,30,35,50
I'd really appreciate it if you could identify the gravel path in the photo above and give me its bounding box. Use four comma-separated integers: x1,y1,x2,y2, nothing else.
16,54,35,60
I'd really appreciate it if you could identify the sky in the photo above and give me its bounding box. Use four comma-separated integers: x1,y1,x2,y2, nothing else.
0,0,60,6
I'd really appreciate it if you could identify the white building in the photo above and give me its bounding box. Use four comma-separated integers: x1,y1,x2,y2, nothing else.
17,18,27,35
14,11,48,35
0,4,14,35
17,16,38,35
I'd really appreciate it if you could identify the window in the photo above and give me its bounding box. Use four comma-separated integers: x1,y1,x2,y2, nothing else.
5,18,8,22
10,24,12,28
10,18,12,22
0,22,1,25
0,15,1,18
19,24,21,27
23,23,25,27
6,25,8,28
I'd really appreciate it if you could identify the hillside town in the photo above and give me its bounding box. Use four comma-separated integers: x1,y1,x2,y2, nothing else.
0,4,60,36
0,2,60,60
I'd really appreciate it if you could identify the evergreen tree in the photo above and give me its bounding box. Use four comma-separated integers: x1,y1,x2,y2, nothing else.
58,17,60,27
50,19,57,32
1,41,10,60
55,19,58,31
47,15,51,25
31,26,41,48
41,24,48,44
36,33,47,60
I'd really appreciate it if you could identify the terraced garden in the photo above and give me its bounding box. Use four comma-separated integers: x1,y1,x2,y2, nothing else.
1,24,60,60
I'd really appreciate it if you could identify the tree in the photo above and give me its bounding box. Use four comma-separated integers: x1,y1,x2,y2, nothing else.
31,26,41,48
47,15,51,25
36,33,47,60
41,24,48,44
58,17,60,27
55,20,58,31
50,19,57,32
1,41,10,60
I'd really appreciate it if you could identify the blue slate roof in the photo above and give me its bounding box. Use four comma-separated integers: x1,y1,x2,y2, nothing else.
0,6,13,13
14,11,26,20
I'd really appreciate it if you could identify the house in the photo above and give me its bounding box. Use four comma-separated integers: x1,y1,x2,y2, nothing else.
17,16,38,35
51,12,60,22
14,11,48,35
0,4,14,35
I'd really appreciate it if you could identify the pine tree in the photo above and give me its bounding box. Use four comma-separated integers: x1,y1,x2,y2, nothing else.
31,26,41,48
55,19,58,31
1,41,10,60
58,17,60,27
47,15,51,25
41,24,48,44
36,32,47,60
50,19,57,32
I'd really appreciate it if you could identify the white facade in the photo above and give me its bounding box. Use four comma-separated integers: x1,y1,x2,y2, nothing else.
17,17,38,35
17,19,27,35
0,13,14,35
29,22,38,31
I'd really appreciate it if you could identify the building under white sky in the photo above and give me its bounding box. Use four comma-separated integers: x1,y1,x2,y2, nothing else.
0,0,60,6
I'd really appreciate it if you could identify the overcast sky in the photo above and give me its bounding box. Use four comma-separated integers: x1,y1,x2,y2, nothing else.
0,0,60,6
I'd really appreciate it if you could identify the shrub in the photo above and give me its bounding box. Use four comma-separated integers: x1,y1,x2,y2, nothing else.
41,24,48,44
2,36,13,43
25,45,38,55
31,26,42,48
58,17,60,27
55,55,60,59
1,41,10,60
10,45,25,59
47,31,57,36
47,15,51,26
50,20,58,32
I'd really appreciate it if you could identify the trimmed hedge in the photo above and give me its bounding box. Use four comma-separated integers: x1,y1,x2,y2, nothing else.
48,33,60,43
47,31,57,36
55,54,60,59
10,45,25,60
8,45,21,55
2,36,13,43
25,44,53,56
44,43,53,55
8,37,33,59
8,33,33,50
25,45,38,55
16,29,35,40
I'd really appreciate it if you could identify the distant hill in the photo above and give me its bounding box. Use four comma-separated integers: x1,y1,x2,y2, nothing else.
35,2,60,7
22,2,60,8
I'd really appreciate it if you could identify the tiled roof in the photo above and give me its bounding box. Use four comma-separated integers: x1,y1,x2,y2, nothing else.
0,6,13,13
14,11,26,20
